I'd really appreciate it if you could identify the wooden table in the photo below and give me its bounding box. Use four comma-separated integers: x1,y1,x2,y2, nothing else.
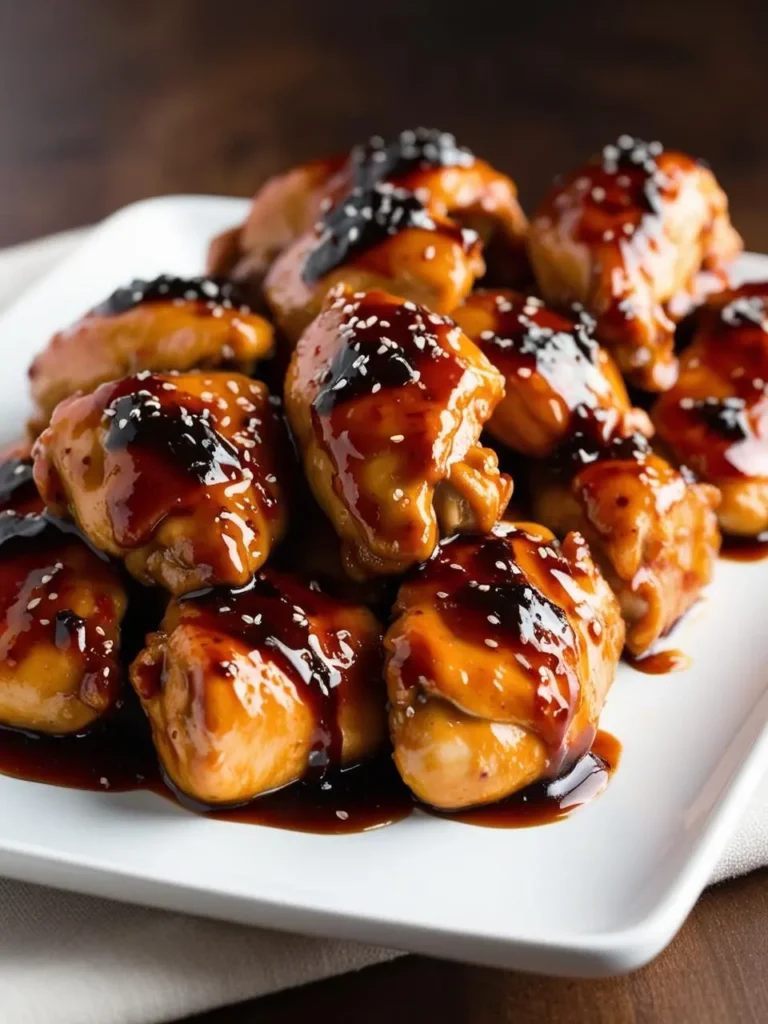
189,870,768,1024
1,2,766,1020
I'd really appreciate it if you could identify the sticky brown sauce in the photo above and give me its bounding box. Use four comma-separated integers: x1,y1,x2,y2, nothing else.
424,731,621,829
624,648,692,675
0,710,620,834
720,532,768,562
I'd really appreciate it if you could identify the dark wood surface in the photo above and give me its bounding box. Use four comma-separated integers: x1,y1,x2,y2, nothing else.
0,2,766,1020
0,0,766,251
187,869,768,1024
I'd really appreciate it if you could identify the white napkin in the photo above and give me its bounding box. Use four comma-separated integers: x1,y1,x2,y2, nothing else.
0,229,763,1024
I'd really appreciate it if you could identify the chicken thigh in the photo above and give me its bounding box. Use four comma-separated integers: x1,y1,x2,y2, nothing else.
285,288,512,578
264,184,484,342
0,508,126,735
531,432,720,655
385,522,624,809
528,136,742,391
654,282,768,536
28,276,274,434
130,570,386,805
33,371,289,594
209,127,527,293
453,288,652,457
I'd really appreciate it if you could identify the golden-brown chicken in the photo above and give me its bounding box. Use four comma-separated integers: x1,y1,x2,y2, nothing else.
528,136,742,391
28,276,274,434
33,371,289,595
654,282,768,536
130,569,386,806
453,289,652,457
285,288,512,579
208,156,345,285
531,432,720,655
0,511,126,734
264,184,485,342
209,127,527,292
385,522,624,810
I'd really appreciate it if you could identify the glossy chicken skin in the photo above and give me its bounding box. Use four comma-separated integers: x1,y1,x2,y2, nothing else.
453,289,652,457
285,289,512,578
208,156,345,286
130,570,386,806
385,523,624,810
208,127,527,290
531,433,720,655
654,283,768,536
528,136,742,391
264,183,484,342
0,512,126,734
33,371,289,595
28,276,274,434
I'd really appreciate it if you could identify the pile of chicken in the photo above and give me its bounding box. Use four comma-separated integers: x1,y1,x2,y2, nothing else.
2,127,761,813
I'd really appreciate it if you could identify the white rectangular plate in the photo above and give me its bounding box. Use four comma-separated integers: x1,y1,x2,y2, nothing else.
0,195,766,977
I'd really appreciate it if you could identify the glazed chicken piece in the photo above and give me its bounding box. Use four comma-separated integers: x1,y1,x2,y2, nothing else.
130,570,386,806
33,371,289,595
28,276,274,434
285,289,512,579
453,289,652,457
264,183,484,342
0,512,126,734
209,127,527,293
654,283,768,537
528,135,742,391
385,523,624,810
531,432,720,655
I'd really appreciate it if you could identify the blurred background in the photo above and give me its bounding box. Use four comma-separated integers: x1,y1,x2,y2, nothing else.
0,0,765,249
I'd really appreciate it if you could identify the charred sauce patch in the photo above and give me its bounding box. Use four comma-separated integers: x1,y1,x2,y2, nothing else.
0,456,37,512
312,296,462,415
92,275,252,317
350,127,474,190
303,183,476,283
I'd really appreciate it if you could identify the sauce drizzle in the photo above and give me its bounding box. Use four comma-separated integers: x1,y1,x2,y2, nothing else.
625,648,691,674
426,730,621,828
0,713,621,834
721,531,768,562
